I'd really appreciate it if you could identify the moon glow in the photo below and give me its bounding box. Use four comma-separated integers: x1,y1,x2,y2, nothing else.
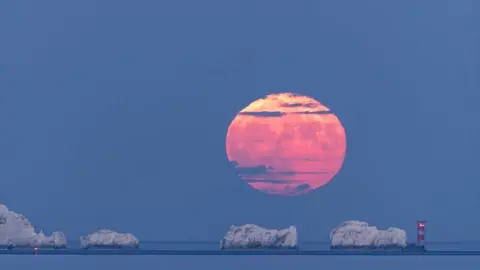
226,93,347,196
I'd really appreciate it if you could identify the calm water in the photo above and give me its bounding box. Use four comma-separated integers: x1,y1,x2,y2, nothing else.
1,256,479,270
1,243,480,269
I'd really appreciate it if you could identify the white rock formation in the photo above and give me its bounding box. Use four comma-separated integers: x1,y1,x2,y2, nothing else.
330,220,407,247
0,203,67,248
31,231,67,248
220,224,298,249
80,229,139,249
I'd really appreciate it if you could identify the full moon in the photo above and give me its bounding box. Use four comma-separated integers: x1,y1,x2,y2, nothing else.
226,93,347,196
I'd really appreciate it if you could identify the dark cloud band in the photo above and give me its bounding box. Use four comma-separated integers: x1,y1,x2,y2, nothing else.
238,111,333,117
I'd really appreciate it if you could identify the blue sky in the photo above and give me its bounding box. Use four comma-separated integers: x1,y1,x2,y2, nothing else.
0,0,478,243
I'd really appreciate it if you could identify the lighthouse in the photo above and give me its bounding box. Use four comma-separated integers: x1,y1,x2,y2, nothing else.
416,220,426,247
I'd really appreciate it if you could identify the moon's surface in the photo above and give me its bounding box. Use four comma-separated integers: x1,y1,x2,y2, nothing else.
226,93,347,196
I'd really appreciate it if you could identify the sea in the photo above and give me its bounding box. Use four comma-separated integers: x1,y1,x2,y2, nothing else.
1,242,478,269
